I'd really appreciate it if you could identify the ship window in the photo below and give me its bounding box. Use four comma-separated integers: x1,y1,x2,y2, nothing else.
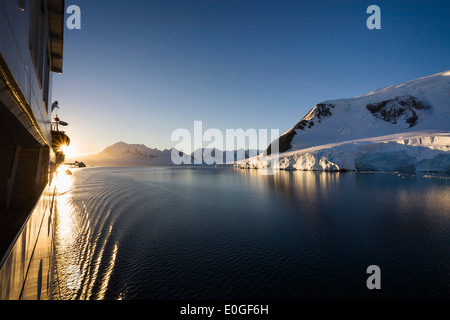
30,0,46,89
43,56,50,113
30,0,51,114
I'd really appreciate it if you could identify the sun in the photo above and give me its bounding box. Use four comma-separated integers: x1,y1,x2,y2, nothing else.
60,145,75,158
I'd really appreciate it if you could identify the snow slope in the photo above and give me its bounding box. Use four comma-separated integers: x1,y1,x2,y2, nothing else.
238,71,450,173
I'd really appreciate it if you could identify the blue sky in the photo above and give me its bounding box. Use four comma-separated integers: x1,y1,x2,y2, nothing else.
53,0,450,155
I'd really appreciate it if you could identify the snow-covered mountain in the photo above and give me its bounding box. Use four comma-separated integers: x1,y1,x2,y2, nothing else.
70,142,261,167
239,70,450,173
70,142,175,166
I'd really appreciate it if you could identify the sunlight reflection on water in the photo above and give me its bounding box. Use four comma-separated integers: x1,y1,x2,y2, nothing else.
53,167,450,300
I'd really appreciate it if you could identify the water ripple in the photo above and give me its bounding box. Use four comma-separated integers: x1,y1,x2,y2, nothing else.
53,167,450,300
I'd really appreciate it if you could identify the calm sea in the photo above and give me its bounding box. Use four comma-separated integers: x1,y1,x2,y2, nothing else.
53,167,450,300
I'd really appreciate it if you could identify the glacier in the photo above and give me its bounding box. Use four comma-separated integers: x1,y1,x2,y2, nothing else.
236,132,449,173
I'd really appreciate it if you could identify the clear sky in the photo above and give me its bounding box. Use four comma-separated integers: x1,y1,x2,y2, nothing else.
53,0,450,156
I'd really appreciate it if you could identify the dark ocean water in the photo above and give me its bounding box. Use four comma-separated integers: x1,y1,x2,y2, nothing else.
53,167,450,300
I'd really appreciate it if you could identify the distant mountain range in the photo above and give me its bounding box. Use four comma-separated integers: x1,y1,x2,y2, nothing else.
68,141,260,167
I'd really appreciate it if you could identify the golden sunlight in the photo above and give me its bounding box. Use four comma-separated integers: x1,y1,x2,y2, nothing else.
54,166,75,242
60,145,76,158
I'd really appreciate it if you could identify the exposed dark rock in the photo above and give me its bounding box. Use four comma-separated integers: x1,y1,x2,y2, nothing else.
266,130,296,155
294,120,310,131
366,95,430,128
314,103,335,121
266,103,335,155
